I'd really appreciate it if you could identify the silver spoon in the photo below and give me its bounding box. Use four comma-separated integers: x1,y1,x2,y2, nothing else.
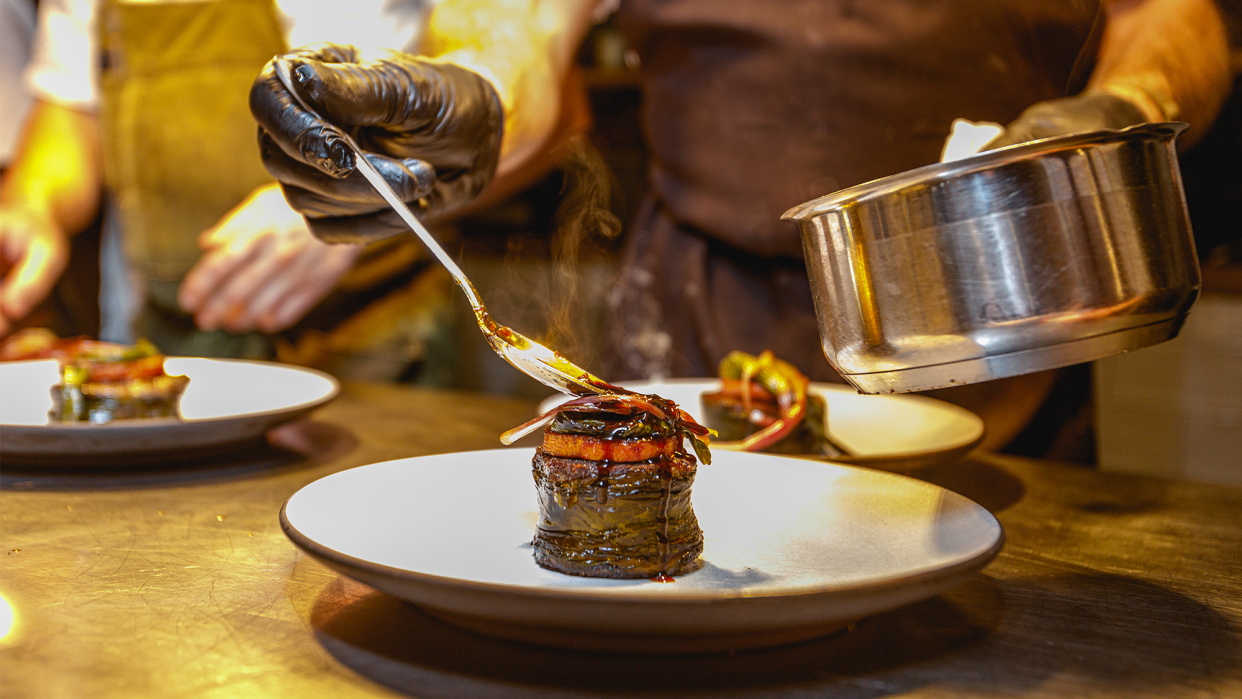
274,58,608,397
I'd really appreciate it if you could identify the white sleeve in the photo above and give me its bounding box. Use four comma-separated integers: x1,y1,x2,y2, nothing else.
275,0,434,56
24,0,99,110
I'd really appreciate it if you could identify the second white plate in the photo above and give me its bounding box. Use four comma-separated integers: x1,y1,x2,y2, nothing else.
538,379,986,471
282,448,1004,653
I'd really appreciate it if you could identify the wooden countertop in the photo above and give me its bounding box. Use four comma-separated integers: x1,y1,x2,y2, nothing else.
2,381,1239,698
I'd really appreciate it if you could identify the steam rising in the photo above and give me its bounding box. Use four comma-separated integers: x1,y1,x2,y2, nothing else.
540,135,623,368
452,134,624,397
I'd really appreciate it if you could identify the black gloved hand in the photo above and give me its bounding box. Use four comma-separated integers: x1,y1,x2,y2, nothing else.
250,44,504,243
985,91,1149,150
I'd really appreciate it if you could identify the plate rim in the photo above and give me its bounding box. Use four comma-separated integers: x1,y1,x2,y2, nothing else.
280,448,1006,606
0,356,340,430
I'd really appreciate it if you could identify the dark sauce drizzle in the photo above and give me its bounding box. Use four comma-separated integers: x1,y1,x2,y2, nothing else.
652,460,675,583
586,453,676,581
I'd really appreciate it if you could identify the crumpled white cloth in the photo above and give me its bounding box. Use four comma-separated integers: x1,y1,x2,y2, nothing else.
940,118,1005,163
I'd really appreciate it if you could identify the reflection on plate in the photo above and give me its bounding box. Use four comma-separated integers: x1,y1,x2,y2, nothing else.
538,379,986,471
0,357,338,462
282,448,1004,653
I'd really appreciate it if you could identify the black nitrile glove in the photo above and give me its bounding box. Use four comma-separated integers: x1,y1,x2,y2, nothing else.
985,91,1149,150
250,44,504,243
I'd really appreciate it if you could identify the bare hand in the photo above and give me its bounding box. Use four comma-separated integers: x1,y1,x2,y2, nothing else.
178,183,363,334
0,204,69,337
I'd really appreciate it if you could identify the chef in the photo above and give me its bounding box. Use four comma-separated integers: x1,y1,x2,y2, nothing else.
0,0,465,380
250,0,1231,447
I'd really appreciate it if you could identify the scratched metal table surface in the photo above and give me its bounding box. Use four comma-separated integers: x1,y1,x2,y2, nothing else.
2,381,1241,699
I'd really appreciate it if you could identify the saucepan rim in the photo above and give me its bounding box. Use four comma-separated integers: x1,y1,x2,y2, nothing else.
781,122,1188,221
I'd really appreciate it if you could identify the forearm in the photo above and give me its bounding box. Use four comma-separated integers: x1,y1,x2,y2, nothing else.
1091,0,1232,144
419,0,598,177
1,100,103,233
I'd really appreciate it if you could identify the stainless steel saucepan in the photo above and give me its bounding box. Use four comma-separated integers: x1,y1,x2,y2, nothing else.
783,123,1199,394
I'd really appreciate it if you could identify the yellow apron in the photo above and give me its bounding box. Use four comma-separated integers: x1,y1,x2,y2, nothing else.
97,0,453,380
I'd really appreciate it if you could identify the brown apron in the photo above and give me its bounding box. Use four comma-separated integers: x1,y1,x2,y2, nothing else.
97,0,453,381
608,0,1102,381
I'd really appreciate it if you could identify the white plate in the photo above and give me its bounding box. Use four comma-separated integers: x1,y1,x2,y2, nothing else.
281,448,1004,653
0,357,338,462
538,379,985,471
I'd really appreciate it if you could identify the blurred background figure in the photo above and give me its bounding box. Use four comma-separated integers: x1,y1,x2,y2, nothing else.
251,0,1234,458
1089,2,1242,482
2,0,105,341
0,0,470,383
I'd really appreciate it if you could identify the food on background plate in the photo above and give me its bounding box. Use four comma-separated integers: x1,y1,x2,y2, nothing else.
0,328,89,361
502,392,713,580
2,330,192,423
53,338,190,423
702,350,849,458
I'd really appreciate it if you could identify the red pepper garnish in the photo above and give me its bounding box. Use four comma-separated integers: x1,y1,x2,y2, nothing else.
713,350,809,452
500,391,712,454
